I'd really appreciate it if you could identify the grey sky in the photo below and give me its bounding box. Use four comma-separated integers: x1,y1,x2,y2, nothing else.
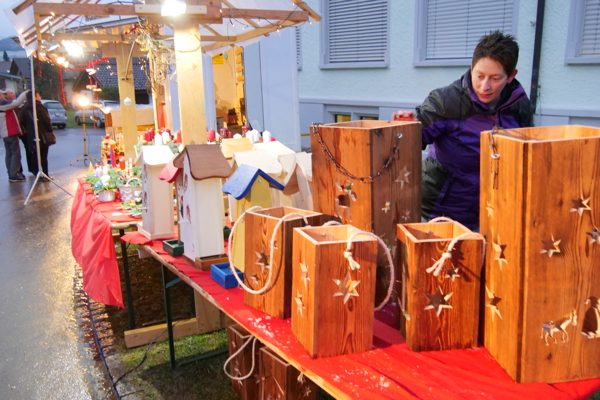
1,7,20,39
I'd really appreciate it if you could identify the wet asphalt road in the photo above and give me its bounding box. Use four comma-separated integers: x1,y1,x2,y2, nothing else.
0,127,113,399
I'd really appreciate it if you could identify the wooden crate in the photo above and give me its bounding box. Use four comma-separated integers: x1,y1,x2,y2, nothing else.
291,225,377,358
259,347,317,400
396,221,483,352
244,207,323,319
310,120,422,302
227,324,263,400
480,125,600,383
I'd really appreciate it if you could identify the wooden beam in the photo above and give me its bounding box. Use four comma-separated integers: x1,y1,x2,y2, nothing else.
33,2,221,19
221,8,309,22
289,0,322,22
12,0,36,16
124,318,200,348
112,43,139,160
201,20,296,52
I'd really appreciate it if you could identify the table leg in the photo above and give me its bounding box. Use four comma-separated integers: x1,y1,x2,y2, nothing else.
119,228,136,330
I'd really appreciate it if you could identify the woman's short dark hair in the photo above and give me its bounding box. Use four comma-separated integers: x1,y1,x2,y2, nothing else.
472,30,519,77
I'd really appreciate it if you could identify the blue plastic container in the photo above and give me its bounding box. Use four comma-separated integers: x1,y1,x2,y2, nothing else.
210,262,244,289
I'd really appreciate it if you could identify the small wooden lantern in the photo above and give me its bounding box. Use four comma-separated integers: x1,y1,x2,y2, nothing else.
244,206,323,319
480,125,600,383
259,347,317,400
396,221,483,352
291,224,377,358
139,146,176,240
173,145,231,265
222,165,285,272
227,324,263,400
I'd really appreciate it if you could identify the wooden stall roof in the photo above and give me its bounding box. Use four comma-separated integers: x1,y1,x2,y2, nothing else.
3,0,321,57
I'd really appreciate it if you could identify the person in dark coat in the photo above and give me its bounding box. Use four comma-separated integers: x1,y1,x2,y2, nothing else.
20,91,54,181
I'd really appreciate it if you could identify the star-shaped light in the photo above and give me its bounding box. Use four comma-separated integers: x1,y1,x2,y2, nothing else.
485,286,502,322
424,287,453,317
587,228,600,245
401,209,411,221
382,201,391,214
492,236,508,270
255,250,270,273
445,267,460,281
300,262,311,289
395,165,411,189
333,272,360,304
295,290,306,317
570,197,591,216
541,236,561,258
486,201,494,218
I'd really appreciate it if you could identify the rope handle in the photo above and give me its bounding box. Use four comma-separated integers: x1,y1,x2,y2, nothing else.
228,207,311,294
223,335,258,381
125,177,142,186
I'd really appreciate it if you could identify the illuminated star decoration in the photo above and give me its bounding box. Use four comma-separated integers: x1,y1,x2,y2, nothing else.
401,209,411,221
295,290,306,317
492,236,508,270
485,286,502,322
382,201,391,214
541,236,561,258
587,227,600,245
486,201,495,218
445,267,460,281
395,165,411,189
333,272,360,304
424,287,453,317
299,262,311,289
570,197,591,216
255,250,270,273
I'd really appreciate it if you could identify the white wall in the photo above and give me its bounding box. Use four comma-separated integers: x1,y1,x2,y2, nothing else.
297,0,600,130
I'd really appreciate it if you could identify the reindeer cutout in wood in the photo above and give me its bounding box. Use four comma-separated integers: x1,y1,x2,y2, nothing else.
334,179,357,223
581,296,600,339
541,309,577,346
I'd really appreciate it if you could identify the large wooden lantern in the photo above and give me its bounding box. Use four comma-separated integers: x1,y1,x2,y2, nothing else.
139,146,176,240
291,224,377,358
259,347,317,400
173,145,232,265
227,324,263,400
222,165,285,272
244,206,323,319
396,221,483,352
480,125,600,383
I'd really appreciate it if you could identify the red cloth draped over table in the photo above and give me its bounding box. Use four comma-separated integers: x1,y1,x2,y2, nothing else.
70,179,140,307
122,231,600,400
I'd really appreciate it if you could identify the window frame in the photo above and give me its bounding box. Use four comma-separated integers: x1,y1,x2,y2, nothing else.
565,0,600,64
320,0,391,69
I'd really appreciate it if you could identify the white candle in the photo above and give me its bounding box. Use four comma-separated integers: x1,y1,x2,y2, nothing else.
154,134,163,146
262,131,271,142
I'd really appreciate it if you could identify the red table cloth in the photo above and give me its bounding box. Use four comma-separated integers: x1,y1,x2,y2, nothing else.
124,231,600,400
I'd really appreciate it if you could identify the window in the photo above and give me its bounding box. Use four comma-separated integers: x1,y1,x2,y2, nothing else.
414,0,518,67
335,114,351,123
566,0,600,64
295,26,302,70
321,0,390,69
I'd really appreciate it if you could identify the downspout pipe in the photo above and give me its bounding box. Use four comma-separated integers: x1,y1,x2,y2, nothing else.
530,0,545,116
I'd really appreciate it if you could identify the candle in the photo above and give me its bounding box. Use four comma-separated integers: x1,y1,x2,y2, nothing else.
109,146,115,167
119,157,126,170
154,133,163,146
262,131,271,143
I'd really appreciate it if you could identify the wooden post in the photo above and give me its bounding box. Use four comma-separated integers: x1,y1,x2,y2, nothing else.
174,16,207,145
114,43,139,159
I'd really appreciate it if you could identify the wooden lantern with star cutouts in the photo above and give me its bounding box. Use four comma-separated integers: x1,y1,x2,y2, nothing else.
227,324,264,400
310,120,422,305
258,346,317,400
396,220,484,352
480,125,600,384
291,224,378,358
244,206,323,319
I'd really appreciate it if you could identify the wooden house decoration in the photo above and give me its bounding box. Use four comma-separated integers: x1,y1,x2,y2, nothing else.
139,146,176,240
396,221,484,352
221,137,254,165
310,120,422,302
244,206,323,319
291,224,378,358
227,324,263,400
480,125,600,383
172,144,232,266
259,347,317,400
222,164,284,272
254,141,296,207
281,152,313,211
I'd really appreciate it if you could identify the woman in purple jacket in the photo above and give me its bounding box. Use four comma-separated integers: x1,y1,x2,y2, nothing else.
396,31,533,230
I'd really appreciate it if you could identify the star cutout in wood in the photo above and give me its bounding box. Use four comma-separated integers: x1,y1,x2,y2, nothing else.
333,272,360,304
401,209,411,221
485,286,502,322
541,236,561,258
587,228,600,245
486,202,495,218
424,287,453,317
299,262,311,289
249,273,260,286
382,201,391,214
302,385,312,397
295,290,306,317
570,197,591,216
255,250,270,273
445,267,460,281
231,340,236,349
492,236,508,270
395,165,411,189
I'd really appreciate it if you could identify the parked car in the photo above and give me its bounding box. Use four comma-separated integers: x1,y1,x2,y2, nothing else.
41,100,67,129
74,100,120,128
